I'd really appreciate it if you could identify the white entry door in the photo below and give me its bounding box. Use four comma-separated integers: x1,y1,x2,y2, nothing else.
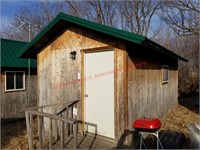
84,50,114,139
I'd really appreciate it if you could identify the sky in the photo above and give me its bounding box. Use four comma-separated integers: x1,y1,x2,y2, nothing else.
0,0,33,19
0,0,163,38
0,0,35,31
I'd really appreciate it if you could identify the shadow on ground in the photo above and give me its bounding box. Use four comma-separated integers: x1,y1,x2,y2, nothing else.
116,129,191,149
178,94,199,114
116,130,139,149
115,130,163,149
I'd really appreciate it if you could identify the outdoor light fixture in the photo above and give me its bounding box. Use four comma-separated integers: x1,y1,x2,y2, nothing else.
70,51,76,60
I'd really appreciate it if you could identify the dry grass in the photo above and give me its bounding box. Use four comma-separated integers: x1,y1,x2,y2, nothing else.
1,118,38,149
162,95,199,138
161,95,199,148
161,105,199,138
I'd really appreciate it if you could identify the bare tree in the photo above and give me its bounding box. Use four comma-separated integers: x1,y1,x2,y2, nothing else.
156,0,199,94
1,0,120,41
154,25,199,95
1,1,66,41
65,0,119,27
118,0,163,36
160,0,200,36
1,0,163,40
176,35,199,95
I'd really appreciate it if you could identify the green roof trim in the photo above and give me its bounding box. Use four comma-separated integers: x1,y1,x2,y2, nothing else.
1,39,36,68
18,12,187,62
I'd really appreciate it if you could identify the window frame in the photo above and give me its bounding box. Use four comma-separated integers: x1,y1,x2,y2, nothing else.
5,71,26,92
162,65,169,84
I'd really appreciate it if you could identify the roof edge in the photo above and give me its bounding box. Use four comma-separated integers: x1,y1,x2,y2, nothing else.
1,38,28,44
59,12,146,42
17,12,188,62
143,39,188,62
18,12,146,58
18,13,63,58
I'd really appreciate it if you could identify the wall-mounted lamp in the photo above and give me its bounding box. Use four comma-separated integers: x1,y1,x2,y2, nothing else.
70,51,76,60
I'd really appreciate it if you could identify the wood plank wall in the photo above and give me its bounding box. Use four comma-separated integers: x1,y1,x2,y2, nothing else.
1,70,37,118
126,44,178,146
127,44,178,130
37,24,179,144
37,25,127,141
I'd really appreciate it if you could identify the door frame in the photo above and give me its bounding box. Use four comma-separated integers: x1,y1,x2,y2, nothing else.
81,46,117,139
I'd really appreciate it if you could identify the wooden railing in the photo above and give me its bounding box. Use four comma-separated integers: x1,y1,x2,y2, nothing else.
23,100,79,149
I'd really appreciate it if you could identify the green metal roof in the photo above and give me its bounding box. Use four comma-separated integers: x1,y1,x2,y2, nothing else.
18,12,187,62
1,39,36,68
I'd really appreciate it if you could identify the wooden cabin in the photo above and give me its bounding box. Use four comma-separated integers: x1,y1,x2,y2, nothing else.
1,39,37,122
19,13,187,145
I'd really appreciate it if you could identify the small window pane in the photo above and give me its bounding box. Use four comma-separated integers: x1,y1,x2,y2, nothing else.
6,72,14,90
163,67,168,82
16,72,24,89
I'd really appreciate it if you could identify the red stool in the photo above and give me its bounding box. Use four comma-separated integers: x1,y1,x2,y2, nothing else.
133,118,163,149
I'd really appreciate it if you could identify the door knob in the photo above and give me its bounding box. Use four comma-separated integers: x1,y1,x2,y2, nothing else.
85,94,88,97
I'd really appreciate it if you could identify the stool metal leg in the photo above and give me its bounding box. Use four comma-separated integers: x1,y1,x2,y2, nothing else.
157,136,164,149
151,132,164,150
138,131,163,150
139,135,143,149
139,132,147,149
157,138,159,150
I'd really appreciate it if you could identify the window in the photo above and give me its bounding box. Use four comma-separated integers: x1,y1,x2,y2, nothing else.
5,71,25,91
162,66,169,84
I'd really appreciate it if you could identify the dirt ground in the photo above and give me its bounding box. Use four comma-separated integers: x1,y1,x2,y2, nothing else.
1,95,199,149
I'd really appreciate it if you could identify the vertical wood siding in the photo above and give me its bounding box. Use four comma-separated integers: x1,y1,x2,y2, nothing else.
37,25,178,142
1,71,37,118
127,45,178,131
37,25,127,141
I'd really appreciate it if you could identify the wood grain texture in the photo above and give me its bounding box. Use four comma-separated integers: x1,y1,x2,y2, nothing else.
25,111,33,149
1,69,37,119
114,48,118,140
36,24,179,144
123,47,128,144
127,44,178,128
49,118,52,149
126,44,178,145
52,133,116,149
37,25,127,141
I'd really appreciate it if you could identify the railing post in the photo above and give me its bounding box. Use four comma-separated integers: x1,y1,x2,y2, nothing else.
23,100,79,149
73,122,77,149
25,111,33,149
69,106,73,134
30,113,33,148
60,121,64,150
65,106,69,136
49,118,52,149
53,107,58,141
39,115,43,149
38,108,43,139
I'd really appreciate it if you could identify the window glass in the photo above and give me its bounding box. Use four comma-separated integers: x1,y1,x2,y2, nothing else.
16,72,24,89
6,72,15,90
5,72,25,91
162,66,169,83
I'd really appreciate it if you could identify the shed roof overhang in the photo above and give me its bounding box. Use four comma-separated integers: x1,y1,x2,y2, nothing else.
18,12,188,62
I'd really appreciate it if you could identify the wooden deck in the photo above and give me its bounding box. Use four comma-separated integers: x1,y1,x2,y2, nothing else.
52,132,117,149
